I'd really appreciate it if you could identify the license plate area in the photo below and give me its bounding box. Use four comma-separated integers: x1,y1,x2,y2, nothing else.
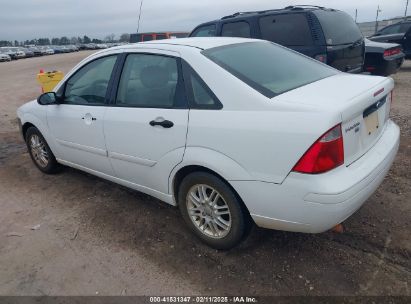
363,96,386,135
364,111,379,135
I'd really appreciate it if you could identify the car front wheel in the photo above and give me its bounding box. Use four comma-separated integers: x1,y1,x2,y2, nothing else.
178,172,251,250
25,127,60,174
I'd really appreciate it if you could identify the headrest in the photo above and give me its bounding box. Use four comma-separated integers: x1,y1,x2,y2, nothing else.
140,66,170,89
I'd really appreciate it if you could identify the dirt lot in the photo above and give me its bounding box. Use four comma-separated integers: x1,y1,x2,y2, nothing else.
0,52,410,296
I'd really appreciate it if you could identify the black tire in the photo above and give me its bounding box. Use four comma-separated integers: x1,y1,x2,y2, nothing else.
178,171,251,250
25,127,60,174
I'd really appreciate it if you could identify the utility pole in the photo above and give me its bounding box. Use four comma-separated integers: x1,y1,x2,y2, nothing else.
375,5,382,34
137,0,144,33
406,0,409,19
355,9,358,23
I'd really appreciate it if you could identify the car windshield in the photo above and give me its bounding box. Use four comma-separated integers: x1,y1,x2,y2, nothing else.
202,41,337,98
314,10,363,45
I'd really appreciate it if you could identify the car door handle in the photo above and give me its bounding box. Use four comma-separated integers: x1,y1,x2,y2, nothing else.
149,119,174,128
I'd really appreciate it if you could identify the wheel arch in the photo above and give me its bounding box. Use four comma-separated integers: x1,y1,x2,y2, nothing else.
171,164,252,218
20,114,59,158
22,122,36,140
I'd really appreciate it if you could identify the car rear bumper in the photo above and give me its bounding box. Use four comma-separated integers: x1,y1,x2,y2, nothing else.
374,55,404,76
231,120,400,233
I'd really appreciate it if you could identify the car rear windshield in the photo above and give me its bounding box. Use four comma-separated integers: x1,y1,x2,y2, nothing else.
314,10,363,45
202,41,337,98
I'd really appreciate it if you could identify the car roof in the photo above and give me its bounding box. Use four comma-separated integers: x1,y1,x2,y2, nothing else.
379,20,411,29
112,37,261,52
193,5,338,25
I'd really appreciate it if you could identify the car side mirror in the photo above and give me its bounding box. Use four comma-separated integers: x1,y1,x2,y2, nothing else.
37,92,59,105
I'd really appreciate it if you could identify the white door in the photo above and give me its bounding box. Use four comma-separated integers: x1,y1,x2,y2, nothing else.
47,55,118,175
104,52,189,194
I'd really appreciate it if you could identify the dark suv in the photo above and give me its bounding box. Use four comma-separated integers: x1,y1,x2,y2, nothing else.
190,5,365,73
369,21,411,59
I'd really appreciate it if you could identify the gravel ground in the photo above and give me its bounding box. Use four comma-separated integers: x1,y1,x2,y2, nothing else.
0,52,410,296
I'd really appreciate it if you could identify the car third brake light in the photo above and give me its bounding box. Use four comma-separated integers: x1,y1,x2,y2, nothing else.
292,124,344,174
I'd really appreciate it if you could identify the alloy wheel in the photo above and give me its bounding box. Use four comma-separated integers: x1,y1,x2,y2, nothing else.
29,134,49,168
186,184,232,239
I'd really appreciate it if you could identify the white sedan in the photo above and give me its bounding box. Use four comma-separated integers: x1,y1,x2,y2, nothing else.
17,38,400,249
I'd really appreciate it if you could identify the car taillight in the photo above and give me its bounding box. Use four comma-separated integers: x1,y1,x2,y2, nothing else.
383,48,401,58
314,54,327,63
293,124,344,174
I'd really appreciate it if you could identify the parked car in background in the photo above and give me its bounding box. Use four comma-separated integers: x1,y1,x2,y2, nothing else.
190,5,365,73
28,47,44,56
17,38,399,249
369,21,411,59
0,48,17,60
96,44,108,49
4,47,26,59
38,46,49,55
130,32,189,43
80,43,98,50
0,51,11,62
51,46,66,54
41,47,55,55
18,47,34,58
364,38,405,76
66,45,79,52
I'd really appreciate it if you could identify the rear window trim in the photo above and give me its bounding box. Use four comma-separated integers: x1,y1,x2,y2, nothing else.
202,41,337,99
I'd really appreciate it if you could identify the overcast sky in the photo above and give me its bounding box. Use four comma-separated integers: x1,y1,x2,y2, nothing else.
0,0,409,41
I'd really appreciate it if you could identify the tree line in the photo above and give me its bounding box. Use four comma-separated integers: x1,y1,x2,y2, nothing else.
0,33,130,47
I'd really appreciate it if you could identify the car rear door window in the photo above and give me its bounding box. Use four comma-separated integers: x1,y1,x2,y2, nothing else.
64,55,117,105
191,24,216,37
379,24,402,35
221,21,251,38
259,14,313,46
182,62,222,109
116,54,181,108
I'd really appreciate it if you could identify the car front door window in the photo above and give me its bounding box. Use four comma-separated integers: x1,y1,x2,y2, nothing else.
116,54,180,108
64,56,117,105
191,25,216,37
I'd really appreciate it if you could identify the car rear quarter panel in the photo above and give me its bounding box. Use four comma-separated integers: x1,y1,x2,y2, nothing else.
186,108,340,184
182,48,341,184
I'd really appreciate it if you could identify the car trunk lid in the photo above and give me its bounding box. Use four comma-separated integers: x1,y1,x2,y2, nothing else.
274,73,394,166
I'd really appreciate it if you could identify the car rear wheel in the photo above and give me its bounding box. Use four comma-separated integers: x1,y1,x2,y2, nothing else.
178,172,250,250
25,127,60,174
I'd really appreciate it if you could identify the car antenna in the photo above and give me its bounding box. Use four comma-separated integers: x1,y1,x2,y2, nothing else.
137,0,144,33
